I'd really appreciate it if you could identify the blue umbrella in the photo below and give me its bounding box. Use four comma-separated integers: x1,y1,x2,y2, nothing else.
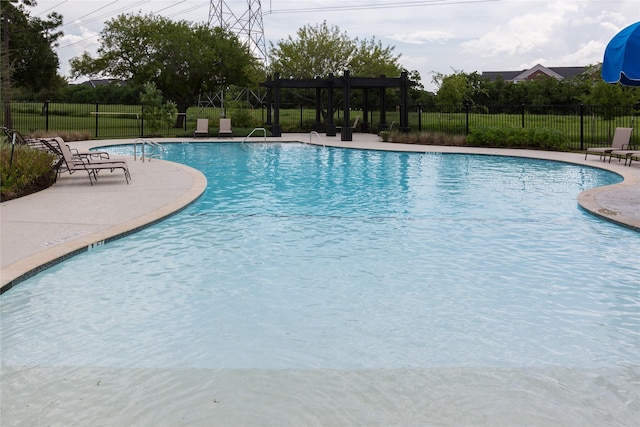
602,21,640,86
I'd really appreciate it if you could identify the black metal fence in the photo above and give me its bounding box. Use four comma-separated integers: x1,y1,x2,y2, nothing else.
1,101,638,151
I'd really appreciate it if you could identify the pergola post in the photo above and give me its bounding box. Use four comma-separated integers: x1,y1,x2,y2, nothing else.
272,72,282,137
362,89,370,133
379,75,388,131
399,71,410,133
265,74,273,130
326,74,336,136
341,70,352,141
315,86,322,132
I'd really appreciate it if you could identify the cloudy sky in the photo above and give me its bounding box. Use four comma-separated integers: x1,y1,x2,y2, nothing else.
30,0,640,91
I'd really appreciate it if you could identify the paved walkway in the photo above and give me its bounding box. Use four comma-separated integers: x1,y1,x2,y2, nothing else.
1,134,639,291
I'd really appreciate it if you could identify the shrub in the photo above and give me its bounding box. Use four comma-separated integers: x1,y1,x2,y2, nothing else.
230,108,259,128
467,126,569,151
28,130,92,142
1,144,58,201
389,131,467,146
140,82,177,136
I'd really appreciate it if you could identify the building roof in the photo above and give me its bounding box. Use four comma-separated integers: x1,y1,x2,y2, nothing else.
79,79,125,88
482,64,587,83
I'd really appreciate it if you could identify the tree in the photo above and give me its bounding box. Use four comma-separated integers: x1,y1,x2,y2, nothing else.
70,13,259,127
2,0,63,126
140,82,177,136
577,64,640,120
433,70,488,107
268,21,410,117
269,21,403,79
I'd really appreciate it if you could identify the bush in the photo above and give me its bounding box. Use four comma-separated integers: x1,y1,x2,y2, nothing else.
1,144,58,201
389,131,467,146
28,130,92,142
466,126,569,150
230,108,259,128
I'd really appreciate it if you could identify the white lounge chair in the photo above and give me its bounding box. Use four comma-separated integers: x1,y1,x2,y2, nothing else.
336,116,360,132
585,127,633,161
194,118,209,138
218,118,232,137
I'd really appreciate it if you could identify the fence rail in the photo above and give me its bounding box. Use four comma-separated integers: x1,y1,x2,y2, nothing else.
1,101,638,151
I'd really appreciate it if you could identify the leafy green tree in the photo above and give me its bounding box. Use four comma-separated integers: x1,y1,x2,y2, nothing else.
268,21,411,116
139,82,177,136
61,82,143,104
2,0,62,92
433,70,488,107
70,13,259,127
268,21,403,79
577,65,640,119
2,0,63,125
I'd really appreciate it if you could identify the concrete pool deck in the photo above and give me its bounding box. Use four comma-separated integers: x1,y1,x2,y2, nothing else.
1,133,639,291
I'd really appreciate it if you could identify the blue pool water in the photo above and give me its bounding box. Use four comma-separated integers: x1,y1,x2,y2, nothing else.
3,143,640,425
1,143,638,372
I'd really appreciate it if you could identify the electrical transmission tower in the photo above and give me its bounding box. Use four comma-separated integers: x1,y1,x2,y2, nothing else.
200,0,267,109
208,0,267,64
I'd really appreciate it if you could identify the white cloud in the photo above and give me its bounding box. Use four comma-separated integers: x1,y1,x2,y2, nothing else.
461,2,574,58
56,26,101,80
561,40,607,66
387,30,452,45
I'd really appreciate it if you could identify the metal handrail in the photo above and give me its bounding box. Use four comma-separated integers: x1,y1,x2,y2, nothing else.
242,127,267,144
134,139,165,162
309,131,325,147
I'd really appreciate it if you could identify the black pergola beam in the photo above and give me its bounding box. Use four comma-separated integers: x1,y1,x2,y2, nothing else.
260,71,416,140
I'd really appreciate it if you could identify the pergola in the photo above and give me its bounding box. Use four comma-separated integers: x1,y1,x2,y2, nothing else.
260,71,416,141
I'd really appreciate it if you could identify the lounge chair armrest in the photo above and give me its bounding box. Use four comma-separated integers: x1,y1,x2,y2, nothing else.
70,147,110,159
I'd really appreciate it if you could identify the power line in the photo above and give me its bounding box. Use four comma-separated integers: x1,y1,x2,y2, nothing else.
54,0,496,51
58,0,151,32
34,0,69,17
55,1,209,50
264,0,501,15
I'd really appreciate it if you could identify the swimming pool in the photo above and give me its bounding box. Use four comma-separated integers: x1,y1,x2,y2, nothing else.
2,143,639,425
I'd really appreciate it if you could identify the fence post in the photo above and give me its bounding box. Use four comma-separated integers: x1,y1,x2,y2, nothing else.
465,102,470,135
418,104,422,132
521,103,525,128
45,100,50,131
95,103,99,138
141,105,144,137
580,104,584,151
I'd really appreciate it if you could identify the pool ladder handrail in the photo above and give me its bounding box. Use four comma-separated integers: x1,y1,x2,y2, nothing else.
134,139,165,162
242,127,267,144
309,131,325,147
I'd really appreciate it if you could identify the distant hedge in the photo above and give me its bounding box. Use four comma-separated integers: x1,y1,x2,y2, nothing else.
466,126,570,151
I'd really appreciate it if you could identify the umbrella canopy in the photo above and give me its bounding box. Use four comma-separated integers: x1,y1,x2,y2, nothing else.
602,21,640,86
